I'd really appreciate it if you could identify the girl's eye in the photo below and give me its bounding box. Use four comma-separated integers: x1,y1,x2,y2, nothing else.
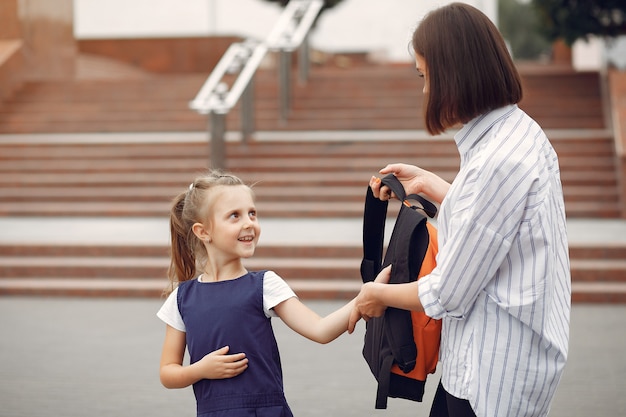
229,212,239,219
249,210,257,218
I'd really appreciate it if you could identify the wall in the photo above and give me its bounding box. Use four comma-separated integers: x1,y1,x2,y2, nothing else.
73,0,493,63
78,36,242,73
0,0,23,100
19,0,76,79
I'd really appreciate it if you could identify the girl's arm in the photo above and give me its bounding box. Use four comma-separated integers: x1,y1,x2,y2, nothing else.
272,266,392,344
272,297,356,344
159,325,248,388
347,280,423,333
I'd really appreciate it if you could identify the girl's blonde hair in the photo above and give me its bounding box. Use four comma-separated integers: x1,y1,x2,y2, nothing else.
165,170,249,295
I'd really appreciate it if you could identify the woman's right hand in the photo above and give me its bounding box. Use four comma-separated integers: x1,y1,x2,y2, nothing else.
197,345,248,379
370,163,450,204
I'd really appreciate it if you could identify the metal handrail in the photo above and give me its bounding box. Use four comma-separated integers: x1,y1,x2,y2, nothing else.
267,0,324,121
266,0,323,51
189,40,267,115
189,0,323,169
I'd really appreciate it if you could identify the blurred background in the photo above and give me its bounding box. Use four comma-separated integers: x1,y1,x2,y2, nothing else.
1,0,625,416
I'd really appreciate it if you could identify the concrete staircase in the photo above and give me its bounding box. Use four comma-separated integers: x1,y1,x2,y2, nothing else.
0,134,619,218
0,65,606,133
0,61,623,302
1,239,624,303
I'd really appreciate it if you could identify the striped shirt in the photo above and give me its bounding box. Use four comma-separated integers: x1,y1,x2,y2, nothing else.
418,104,571,417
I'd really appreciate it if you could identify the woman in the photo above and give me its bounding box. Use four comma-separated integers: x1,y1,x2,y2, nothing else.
348,3,571,417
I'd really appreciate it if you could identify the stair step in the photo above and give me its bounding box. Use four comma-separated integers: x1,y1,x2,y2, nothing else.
569,259,626,282
0,278,361,299
1,278,624,302
0,132,620,219
0,66,605,133
0,200,618,218
0,256,360,280
1,240,625,301
570,282,626,303
0,244,363,258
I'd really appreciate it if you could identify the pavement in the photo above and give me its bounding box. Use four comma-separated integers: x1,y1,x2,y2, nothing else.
0,297,624,417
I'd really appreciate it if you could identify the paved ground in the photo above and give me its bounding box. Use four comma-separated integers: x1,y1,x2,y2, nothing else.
0,297,624,417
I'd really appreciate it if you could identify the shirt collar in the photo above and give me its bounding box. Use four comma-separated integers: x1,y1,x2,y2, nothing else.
454,104,518,159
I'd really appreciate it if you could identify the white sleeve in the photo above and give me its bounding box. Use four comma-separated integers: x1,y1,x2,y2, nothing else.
263,270,297,318
156,287,186,332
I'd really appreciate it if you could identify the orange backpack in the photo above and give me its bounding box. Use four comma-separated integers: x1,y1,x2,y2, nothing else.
360,174,442,409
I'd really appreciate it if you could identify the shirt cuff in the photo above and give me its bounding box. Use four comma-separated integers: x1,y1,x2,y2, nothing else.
418,274,447,320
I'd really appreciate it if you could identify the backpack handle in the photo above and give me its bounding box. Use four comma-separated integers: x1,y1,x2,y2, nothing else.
380,174,437,218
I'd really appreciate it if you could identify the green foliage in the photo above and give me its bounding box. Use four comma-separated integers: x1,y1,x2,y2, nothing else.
499,0,553,60
531,0,626,45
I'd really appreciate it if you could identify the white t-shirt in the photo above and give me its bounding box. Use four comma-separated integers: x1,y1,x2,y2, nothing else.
157,270,297,332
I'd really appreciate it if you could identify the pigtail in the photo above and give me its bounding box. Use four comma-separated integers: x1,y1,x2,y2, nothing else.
165,191,197,296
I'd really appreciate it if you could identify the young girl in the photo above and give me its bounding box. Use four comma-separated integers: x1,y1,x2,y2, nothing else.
157,170,367,417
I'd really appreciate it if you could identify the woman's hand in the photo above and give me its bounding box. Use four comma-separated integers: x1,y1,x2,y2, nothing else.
370,163,450,204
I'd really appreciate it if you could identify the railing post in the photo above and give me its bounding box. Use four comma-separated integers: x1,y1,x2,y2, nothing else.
298,33,310,85
209,111,226,170
241,78,255,144
279,49,292,123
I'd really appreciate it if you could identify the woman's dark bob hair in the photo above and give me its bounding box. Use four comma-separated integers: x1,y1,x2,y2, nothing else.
412,2,523,135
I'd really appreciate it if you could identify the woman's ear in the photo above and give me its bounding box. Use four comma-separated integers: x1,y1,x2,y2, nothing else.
192,222,211,243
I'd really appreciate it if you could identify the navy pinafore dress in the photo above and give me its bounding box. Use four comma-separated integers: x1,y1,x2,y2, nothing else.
177,271,293,417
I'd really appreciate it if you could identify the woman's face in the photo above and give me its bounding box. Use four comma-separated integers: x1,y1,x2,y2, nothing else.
415,53,428,95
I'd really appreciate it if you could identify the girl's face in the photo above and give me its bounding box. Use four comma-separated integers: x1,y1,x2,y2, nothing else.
202,185,260,260
415,53,429,95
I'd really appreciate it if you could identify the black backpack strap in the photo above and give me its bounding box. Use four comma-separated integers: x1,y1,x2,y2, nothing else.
360,182,388,283
381,173,437,218
375,355,395,409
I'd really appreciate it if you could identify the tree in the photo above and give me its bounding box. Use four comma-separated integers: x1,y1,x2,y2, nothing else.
531,0,626,45
499,0,552,60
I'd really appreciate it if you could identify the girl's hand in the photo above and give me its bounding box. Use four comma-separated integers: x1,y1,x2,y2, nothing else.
348,282,388,332
374,265,392,284
347,265,392,332
196,346,248,379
